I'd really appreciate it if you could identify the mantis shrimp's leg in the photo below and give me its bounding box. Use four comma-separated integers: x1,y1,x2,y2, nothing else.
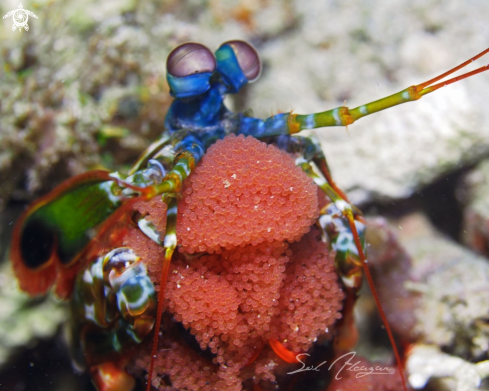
296,157,409,391
122,133,204,200
238,47,489,139
266,134,408,386
273,134,407,387
146,196,178,391
113,132,205,390
127,133,205,391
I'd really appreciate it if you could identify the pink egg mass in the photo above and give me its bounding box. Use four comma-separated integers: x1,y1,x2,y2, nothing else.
125,135,345,390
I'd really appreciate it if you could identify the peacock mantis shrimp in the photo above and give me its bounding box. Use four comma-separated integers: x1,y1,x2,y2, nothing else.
9,40,489,391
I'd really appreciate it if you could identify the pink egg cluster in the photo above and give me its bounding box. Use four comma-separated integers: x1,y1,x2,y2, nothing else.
176,134,319,253
274,229,344,352
167,241,289,347
125,135,344,390
128,230,342,390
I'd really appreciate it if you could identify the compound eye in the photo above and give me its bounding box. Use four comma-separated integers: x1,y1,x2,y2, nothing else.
167,42,216,78
221,40,261,82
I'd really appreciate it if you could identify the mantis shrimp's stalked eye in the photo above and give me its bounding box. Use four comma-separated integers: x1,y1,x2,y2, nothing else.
221,40,261,81
166,42,216,98
215,40,261,93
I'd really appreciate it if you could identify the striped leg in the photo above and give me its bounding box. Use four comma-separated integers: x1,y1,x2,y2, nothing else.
116,132,206,391
136,134,205,391
296,158,365,289
297,158,409,391
125,133,205,200
146,196,178,391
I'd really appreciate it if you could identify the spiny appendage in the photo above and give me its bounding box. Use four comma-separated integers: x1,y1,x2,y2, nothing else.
146,196,178,391
297,159,409,391
286,47,489,134
297,159,365,288
70,248,156,391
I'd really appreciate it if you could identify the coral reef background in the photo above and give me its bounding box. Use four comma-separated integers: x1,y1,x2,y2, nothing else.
1,0,489,390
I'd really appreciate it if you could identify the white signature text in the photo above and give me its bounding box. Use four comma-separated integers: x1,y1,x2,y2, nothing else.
287,351,395,379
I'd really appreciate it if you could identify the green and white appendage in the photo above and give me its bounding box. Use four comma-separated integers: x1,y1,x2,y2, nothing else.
296,156,408,390
296,157,366,291
71,248,156,368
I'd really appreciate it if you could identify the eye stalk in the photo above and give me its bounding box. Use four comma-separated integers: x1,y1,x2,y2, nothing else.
166,42,216,98
215,40,262,93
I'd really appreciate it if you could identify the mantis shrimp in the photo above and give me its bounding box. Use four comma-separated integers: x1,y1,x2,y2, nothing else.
9,40,489,391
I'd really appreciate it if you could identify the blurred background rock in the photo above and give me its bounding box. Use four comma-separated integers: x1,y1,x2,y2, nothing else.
1,0,489,390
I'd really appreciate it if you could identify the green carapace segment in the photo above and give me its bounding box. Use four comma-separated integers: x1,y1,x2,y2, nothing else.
20,181,121,269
